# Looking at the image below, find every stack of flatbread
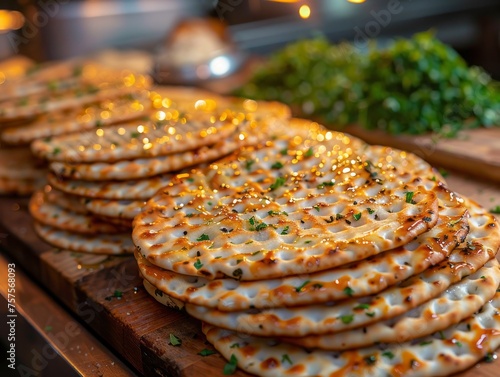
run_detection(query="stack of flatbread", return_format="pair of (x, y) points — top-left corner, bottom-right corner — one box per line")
(133, 118), (500, 376)
(29, 89), (290, 255)
(0, 58), (150, 195)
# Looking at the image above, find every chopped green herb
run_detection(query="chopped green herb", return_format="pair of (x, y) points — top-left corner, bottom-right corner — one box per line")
(53, 147), (61, 155)
(304, 147), (314, 157)
(270, 176), (286, 190)
(185, 213), (194, 218)
(405, 191), (415, 204)
(280, 148), (288, 155)
(317, 181), (335, 189)
(354, 303), (370, 310)
(280, 226), (290, 235)
(198, 349), (216, 356)
(313, 283), (323, 289)
(130, 131), (140, 138)
(256, 222), (268, 231)
(490, 206), (500, 214)
(281, 354), (293, 365)
(295, 280), (310, 292)
(223, 354), (238, 375)
(313, 205), (320, 212)
(340, 314), (354, 324)
(113, 290), (122, 298)
(197, 234), (210, 241)
(304, 240), (312, 244)
(439, 168), (449, 178)
(236, 259), (243, 264)
(343, 287), (354, 297)
(365, 312), (375, 317)
(481, 275), (486, 279)
(249, 217), (255, 226)
(169, 333), (182, 346)
(336, 213), (344, 220)
(194, 259), (203, 270)
(95, 119), (103, 128)
(230, 343), (240, 348)
(367, 208), (375, 214)
(268, 210), (288, 216)
(382, 351), (394, 359)
(271, 161), (284, 169)
(353, 212), (362, 221)
(438, 330), (446, 340)
(484, 352), (497, 363)
(419, 340), (433, 346)
(245, 159), (255, 171)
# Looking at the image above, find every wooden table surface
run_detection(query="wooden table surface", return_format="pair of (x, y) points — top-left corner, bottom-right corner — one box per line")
(0, 165), (499, 377)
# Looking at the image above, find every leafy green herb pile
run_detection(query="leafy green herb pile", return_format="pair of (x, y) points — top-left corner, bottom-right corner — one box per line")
(235, 31), (500, 136)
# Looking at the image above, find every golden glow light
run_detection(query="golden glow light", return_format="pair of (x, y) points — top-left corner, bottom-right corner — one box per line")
(299, 5), (311, 19)
(0, 10), (24, 32)
(347, 0), (366, 3)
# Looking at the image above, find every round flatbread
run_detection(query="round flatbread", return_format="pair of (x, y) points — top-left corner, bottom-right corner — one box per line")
(200, 289), (500, 377)
(33, 222), (134, 255)
(1, 92), (148, 145)
(134, 133), (440, 281)
(285, 259), (500, 349)
(31, 116), (239, 163)
(29, 190), (127, 234)
(46, 171), (177, 200)
(136, 184), (470, 311)
(185, 255), (498, 337)
(48, 133), (261, 181)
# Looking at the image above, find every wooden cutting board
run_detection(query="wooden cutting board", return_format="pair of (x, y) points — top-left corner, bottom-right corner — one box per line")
(0, 169), (499, 377)
(329, 125), (500, 184)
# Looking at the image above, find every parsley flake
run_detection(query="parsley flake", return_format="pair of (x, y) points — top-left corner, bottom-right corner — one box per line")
(270, 176), (286, 190)
(169, 333), (182, 346)
(281, 226), (290, 235)
(295, 280), (310, 292)
(353, 212), (362, 221)
(271, 161), (284, 169)
(490, 206), (500, 214)
(197, 234), (210, 241)
(198, 349), (216, 356)
(281, 354), (293, 365)
(382, 351), (394, 359)
(194, 259), (203, 270)
(405, 191), (415, 204)
(343, 287), (354, 297)
(354, 303), (370, 310)
(304, 147), (314, 157)
(223, 354), (238, 375)
(340, 314), (354, 324)
(245, 159), (255, 171)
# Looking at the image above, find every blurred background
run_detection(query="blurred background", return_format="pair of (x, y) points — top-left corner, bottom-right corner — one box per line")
(0, 0), (499, 78)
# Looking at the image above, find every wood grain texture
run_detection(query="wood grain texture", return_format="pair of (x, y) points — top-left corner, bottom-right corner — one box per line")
(0, 167), (499, 377)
